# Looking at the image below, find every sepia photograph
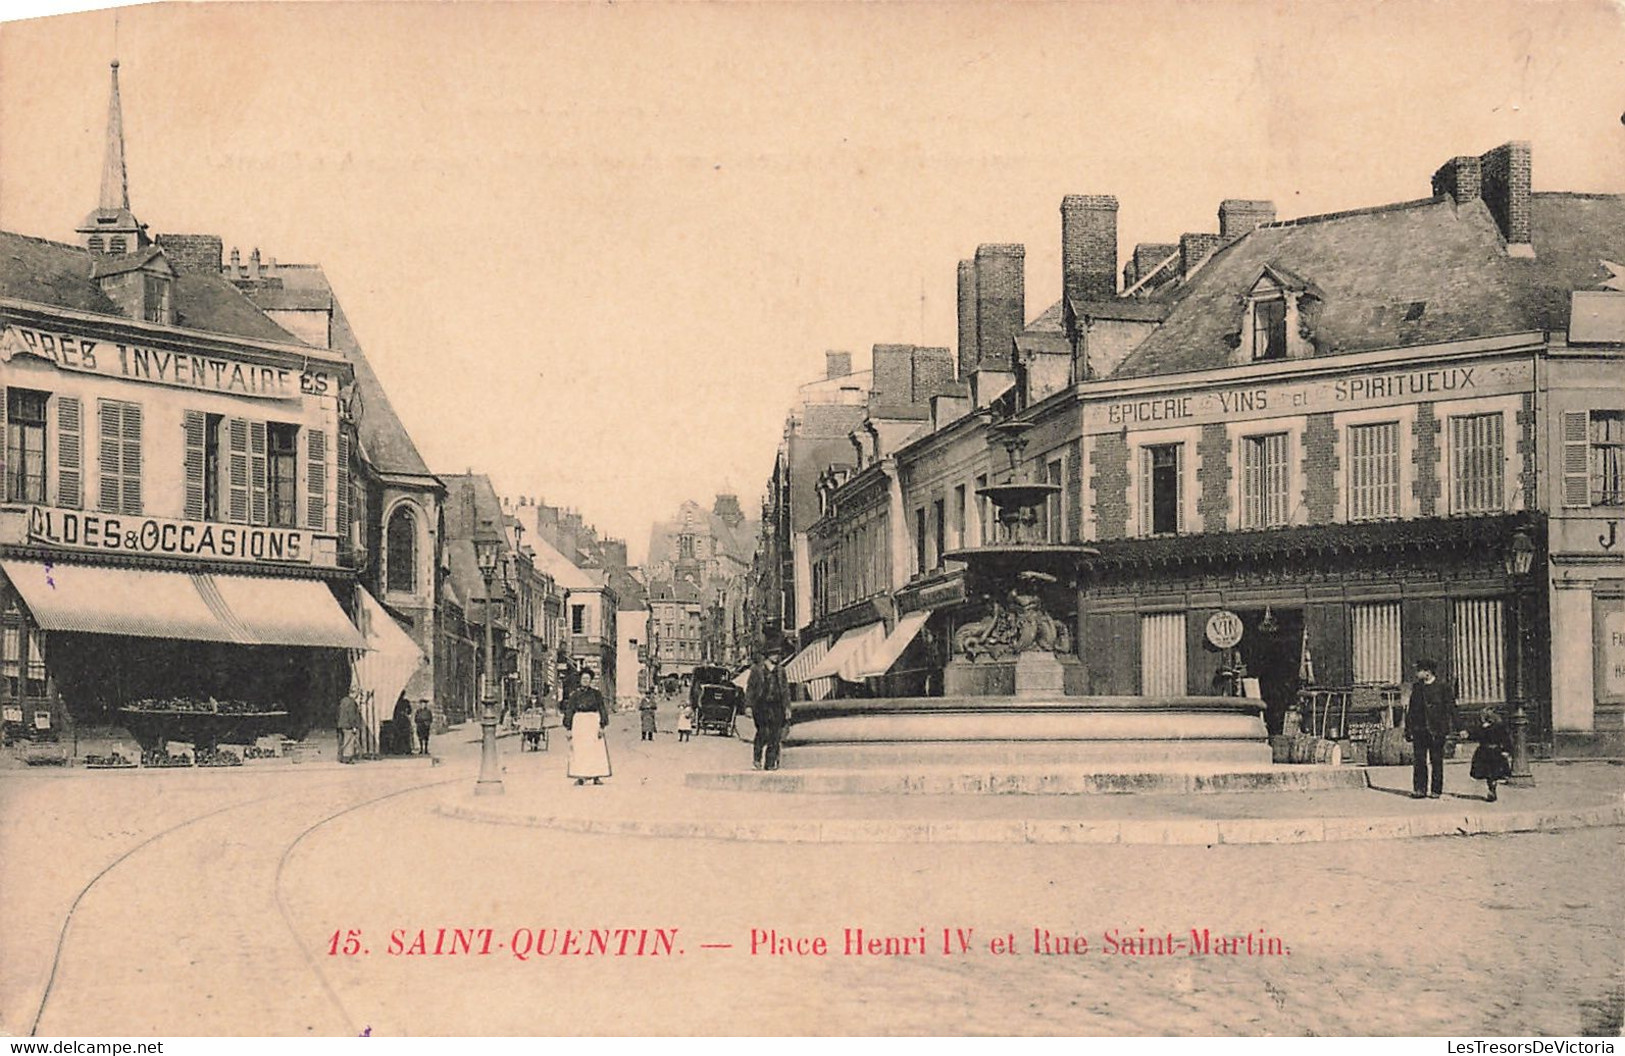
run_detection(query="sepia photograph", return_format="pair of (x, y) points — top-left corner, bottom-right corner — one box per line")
(0, 0), (1623, 1040)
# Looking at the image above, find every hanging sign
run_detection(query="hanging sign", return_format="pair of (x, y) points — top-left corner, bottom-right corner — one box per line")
(1205, 610), (1245, 649)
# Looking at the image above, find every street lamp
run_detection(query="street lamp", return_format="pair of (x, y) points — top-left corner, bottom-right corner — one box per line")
(1503, 526), (1536, 785)
(474, 536), (504, 796)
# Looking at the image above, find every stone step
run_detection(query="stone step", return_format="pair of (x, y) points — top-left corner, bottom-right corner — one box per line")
(685, 765), (1370, 796)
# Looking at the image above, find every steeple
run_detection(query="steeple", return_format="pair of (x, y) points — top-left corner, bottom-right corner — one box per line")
(77, 59), (147, 255)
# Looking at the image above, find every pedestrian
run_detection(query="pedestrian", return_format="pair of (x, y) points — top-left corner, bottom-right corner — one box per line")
(1467, 706), (1513, 802)
(677, 700), (695, 742)
(392, 694), (413, 756)
(413, 699), (434, 755)
(639, 692), (658, 742)
(336, 689), (362, 764)
(564, 668), (611, 786)
(1403, 658), (1455, 799)
(745, 638), (790, 770)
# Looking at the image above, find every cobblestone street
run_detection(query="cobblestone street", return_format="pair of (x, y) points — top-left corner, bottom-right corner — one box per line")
(5, 711), (1622, 1036)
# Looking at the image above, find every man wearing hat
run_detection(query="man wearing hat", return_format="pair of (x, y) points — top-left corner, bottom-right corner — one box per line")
(745, 635), (791, 771)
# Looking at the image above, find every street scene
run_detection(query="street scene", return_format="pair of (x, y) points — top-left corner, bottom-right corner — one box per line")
(2, 0), (1625, 1040)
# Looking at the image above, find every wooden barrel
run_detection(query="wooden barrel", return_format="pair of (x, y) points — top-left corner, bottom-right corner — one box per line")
(1285, 734), (1315, 764)
(1312, 739), (1343, 766)
(1365, 727), (1414, 767)
(1270, 735), (1296, 763)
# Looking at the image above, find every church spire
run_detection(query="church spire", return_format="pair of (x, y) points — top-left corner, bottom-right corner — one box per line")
(99, 59), (129, 212)
(78, 58), (147, 254)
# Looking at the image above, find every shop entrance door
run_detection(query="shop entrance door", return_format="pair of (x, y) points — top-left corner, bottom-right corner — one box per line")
(1236, 607), (1304, 736)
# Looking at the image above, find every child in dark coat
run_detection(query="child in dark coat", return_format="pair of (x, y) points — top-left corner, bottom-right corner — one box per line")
(1467, 707), (1513, 802)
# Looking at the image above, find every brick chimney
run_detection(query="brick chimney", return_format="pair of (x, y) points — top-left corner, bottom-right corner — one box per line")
(825, 350), (852, 380)
(1061, 194), (1118, 303)
(1431, 155), (1483, 204)
(1125, 242), (1177, 291)
(973, 244), (1024, 372)
(870, 344), (913, 406)
(956, 259), (977, 379)
(155, 234), (223, 274)
(1219, 199), (1276, 242)
(1479, 142), (1532, 250)
(1179, 232), (1223, 279)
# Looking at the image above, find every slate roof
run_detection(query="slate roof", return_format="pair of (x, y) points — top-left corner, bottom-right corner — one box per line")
(530, 533), (597, 591)
(1113, 193), (1625, 379)
(0, 230), (298, 344)
(248, 264), (434, 478)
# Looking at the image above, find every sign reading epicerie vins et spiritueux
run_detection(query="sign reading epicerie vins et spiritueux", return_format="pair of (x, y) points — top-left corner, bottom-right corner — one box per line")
(24, 505), (316, 565)
(0, 325), (334, 399)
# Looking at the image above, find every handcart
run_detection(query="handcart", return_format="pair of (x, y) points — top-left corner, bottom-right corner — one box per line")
(519, 707), (549, 751)
(694, 684), (740, 737)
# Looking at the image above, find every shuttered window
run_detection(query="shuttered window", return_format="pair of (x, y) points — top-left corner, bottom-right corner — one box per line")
(1240, 432), (1289, 528)
(1449, 413), (1504, 514)
(1452, 599), (1505, 704)
(1140, 444), (1184, 536)
(182, 410), (208, 521)
(6, 390), (47, 504)
(227, 418), (250, 523)
(96, 399), (142, 515)
(1140, 612), (1187, 696)
(1591, 411), (1625, 507)
(1347, 422), (1400, 521)
(249, 420), (269, 526)
(336, 428), (353, 549)
(55, 396), (82, 509)
(1350, 601), (1402, 685)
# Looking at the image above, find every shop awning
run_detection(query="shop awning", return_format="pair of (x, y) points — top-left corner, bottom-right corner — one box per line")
(853, 611), (931, 679)
(783, 636), (830, 683)
(805, 622), (886, 682)
(1, 560), (366, 649)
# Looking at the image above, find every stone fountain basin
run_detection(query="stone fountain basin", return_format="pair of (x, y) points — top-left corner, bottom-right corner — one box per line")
(782, 695), (1272, 769)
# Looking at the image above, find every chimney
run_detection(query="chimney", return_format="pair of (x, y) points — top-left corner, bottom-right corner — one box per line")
(249, 247), (262, 279)
(825, 350), (852, 380)
(1061, 194), (1118, 303)
(1478, 142), (1532, 250)
(1179, 232), (1223, 279)
(155, 234), (223, 274)
(956, 259), (977, 379)
(1219, 199), (1276, 241)
(1432, 155), (1483, 204)
(229, 247), (241, 275)
(973, 244), (1024, 372)
(870, 344), (913, 407)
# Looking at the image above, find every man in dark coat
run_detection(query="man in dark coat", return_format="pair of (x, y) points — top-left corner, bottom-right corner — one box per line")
(1404, 658), (1455, 799)
(746, 640), (790, 771)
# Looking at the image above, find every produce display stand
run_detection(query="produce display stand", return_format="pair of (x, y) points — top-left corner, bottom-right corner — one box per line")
(117, 707), (290, 757)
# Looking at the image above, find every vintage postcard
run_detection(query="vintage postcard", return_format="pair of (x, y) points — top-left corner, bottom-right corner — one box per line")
(0, 0), (1622, 1040)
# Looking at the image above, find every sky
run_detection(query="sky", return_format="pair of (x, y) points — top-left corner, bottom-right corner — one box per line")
(2, 1), (1623, 565)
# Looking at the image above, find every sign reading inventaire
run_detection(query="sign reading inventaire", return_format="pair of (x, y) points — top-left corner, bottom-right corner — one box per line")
(22, 505), (320, 565)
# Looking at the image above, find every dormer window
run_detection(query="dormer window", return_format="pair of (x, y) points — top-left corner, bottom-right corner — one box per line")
(1252, 297), (1287, 361)
(142, 274), (172, 323)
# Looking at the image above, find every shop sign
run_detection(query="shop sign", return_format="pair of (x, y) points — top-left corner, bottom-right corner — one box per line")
(908, 576), (968, 612)
(24, 505), (315, 565)
(1, 324), (333, 401)
(1087, 358), (1533, 433)
(1598, 598), (1625, 702)
(1205, 610), (1244, 649)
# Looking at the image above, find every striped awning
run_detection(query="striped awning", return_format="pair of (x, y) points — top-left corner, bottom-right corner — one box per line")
(1, 560), (366, 649)
(805, 622), (886, 682)
(853, 611), (930, 679)
(783, 636), (830, 683)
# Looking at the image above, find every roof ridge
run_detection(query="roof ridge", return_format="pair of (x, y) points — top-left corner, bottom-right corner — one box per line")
(1262, 196), (1445, 230)
(1532, 190), (1625, 201)
(0, 228), (91, 253)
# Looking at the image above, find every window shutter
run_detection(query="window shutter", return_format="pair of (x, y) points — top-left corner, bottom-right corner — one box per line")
(98, 399), (121, 513)
(0, 390), (7, 499)
(249, 420), (268, 526)
(336, 427), (352, 548)
(1138, 448), (1152, 536)
(305, 429), (327, 531)
(56, 396), (82, 510)
(227, 417), (250, 524)
(182, 411), (207, 521)
(1174, 445), (1185, 533)
(120, 402), (142, 515)
(1562, 411), (1590, 507)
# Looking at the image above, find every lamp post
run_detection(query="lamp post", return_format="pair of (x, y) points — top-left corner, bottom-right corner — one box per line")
(1504, 527), (1536, 786)
(474, 537), (504, 796)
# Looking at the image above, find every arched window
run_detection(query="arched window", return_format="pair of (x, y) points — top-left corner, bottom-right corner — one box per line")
(386, 506), (417, 594)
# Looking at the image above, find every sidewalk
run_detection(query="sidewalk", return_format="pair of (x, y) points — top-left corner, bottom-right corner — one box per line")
(439, 707), (1625, 845)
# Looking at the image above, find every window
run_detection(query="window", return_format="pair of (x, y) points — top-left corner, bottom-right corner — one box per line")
(108, 235), (127, 254)
(6, 389), (47, 503)
(1252, 298), (1287, 361)
(1453, 599), (1505, 704)
(1350, 602), (1402, 685)
(1347, 421), (1400, 521)
(1140, 613), (1187, 696)
(933, 498), (946, 570)
(387, 506), (418, 593)
(204, 414), (223, 520)
(97, 398), (142, 515)
(1568, 411), (1625, 507)
(142, 274), (171, 323)
(1449, 413), (1504, 514)
(1240, 432), (1290, 528)
(975, 474), (990, 543)
(267, 423), (298, 527)
(914, 507), (927, 576)
(1139, 444), (1183, 536)
(1044, 457), (1064, 542)
(952, 485), (967, 550)
(571, 604), (587, 636)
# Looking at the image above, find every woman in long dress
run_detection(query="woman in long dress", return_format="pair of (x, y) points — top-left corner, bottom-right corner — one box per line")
(564, 669), (611, 785)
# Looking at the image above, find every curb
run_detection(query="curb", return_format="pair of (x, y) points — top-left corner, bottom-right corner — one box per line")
(684, 767), (1370, 796)
(434, 798), (1625, 846)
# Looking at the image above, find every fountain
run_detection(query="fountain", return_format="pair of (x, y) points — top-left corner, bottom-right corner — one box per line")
(775, 419), (1291, 777)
